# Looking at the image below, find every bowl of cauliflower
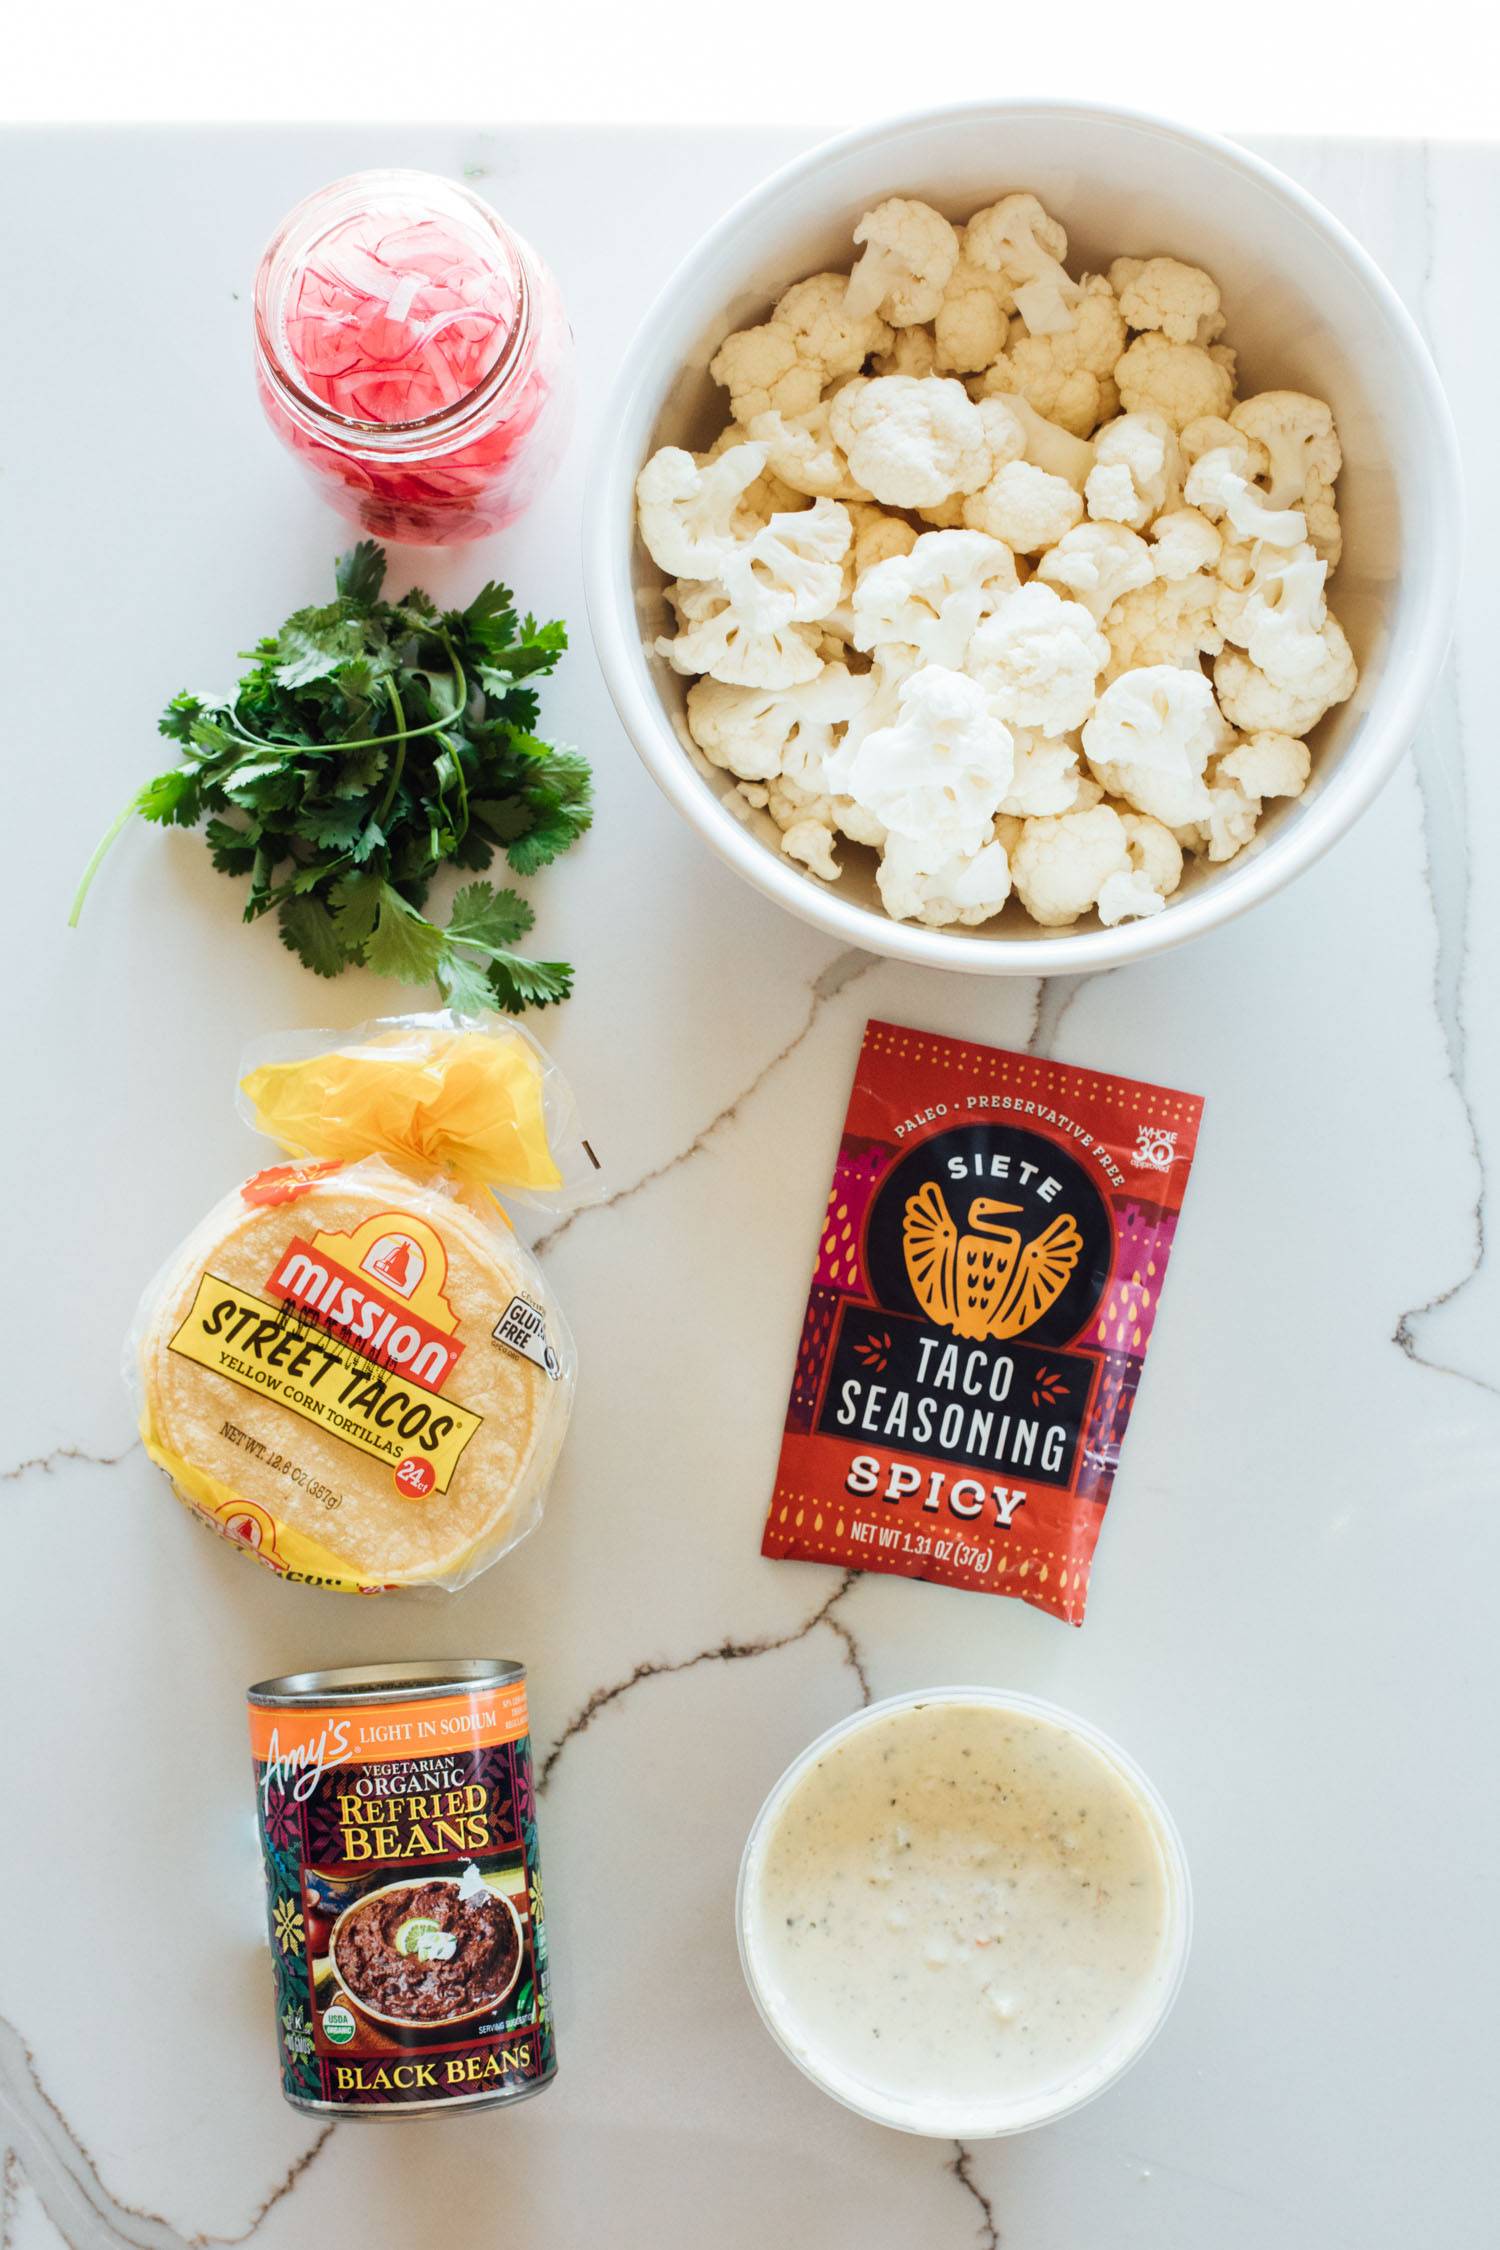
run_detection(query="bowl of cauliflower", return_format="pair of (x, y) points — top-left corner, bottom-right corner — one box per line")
(586, 102), (1461, 970)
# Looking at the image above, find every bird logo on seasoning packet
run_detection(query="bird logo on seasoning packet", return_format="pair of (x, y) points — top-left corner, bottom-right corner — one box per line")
(761, 1021), (1204, 1626)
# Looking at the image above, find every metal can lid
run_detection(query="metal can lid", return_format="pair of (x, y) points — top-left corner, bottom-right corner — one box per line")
(248, 1658), (525, 1708)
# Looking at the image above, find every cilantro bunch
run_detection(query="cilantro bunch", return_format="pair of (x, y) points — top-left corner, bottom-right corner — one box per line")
(71, 541), (591, 1012)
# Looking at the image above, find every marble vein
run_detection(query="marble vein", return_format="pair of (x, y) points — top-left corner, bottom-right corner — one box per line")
(1389, 150), (1492, 1397)
(948, 2142), (1000, 2249)
(1029, 970), (1112, 1060)
(532, 946), (876, 1257)
(1, 1445), (135, 1485)
(0, 2015), (332, 2250)
(538, 1568), (868, 1790)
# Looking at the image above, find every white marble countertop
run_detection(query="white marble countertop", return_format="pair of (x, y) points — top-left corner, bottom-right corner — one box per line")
(2, 126), (1495, 2250)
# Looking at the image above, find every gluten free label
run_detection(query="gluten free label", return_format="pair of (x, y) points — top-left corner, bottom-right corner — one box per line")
(168, 1274), (481, 1493)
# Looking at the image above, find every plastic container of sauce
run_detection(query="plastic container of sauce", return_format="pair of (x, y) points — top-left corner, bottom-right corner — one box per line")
(738, 1688), (1190, 2136)
(254, 170), (574, 545)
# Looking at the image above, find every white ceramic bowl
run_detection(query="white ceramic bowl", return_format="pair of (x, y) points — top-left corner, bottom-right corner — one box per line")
(737, 1689), (1192, 2136)
(585, 101), (1462, 975)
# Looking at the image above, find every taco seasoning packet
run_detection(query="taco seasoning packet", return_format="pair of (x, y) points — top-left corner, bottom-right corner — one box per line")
(132, 1012), (593, 1595)
(761, 1020), (1203, 1625)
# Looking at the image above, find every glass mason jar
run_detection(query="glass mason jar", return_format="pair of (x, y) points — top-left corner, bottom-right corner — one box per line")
(254, 169), (575, 546)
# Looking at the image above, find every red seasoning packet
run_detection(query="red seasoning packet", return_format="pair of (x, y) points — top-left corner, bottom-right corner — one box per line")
(761, 1020), (1203, 1626)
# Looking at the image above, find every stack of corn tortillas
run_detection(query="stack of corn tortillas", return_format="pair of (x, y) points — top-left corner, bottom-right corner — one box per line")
(138, 1157), (573, 1592)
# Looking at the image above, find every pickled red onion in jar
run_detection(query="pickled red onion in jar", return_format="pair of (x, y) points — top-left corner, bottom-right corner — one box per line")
(254, 171), (574, 546)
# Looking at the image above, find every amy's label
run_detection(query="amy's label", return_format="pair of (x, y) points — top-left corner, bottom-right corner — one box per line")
(249, 1681), (555, 2113)
(761, 1020), (1203, 1626)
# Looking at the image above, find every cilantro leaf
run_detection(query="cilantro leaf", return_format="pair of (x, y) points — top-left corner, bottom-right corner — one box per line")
(484, 953), (574, 1013)
(293, 800), (362, 851)
(278, 895), (349, 978)
(275, 604), (369, 688)
(361, 884), (448, 984)
(328, 868), (385, 946)
(135, 767), (203, 826)
(445, 881), (535, 951)
(507, 810), (587, 876)
(335, 540), (386, 608)
(434, 948), (500, 1016)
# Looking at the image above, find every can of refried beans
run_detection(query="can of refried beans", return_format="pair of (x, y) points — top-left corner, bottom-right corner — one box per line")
(247, 1660), (555, 2117)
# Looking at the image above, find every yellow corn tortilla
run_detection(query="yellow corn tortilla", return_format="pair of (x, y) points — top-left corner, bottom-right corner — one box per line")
(139, 1158), (572, 1589)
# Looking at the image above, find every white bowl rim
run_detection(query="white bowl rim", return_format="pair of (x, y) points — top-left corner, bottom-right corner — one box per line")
(735, 1685), (1194, 2137)
(584, 97), (1464, 977)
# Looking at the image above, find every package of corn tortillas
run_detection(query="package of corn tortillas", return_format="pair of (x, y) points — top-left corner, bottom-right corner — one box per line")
(761, 1019), (1203, 1625)
(131, 1012), (593, 1595)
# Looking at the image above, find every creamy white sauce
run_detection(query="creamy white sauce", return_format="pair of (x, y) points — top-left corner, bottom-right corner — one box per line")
(745, 1698), (1176, 2129)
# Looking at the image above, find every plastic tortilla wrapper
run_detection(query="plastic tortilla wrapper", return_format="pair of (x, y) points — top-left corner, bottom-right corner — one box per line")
(761, 1020), (1203, 1626)
(132, 1014), (592, 1595)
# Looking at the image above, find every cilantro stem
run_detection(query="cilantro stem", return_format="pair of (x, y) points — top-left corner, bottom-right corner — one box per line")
(373, 678), (409, 831)
(227, 653), (466, 758)
(68, 796), (141, 927)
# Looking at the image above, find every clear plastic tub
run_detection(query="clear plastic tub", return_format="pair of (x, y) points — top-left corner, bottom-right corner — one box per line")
(737, 1687), (1192, 2136)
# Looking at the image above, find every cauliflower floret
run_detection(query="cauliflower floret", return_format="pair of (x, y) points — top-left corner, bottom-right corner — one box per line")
(710, 273), (892, 424)
(965, 193), (1081, 334)
(934, 234), (1014, 373)
(1102, 575), (1222, 680)
(1191, 773), (1262, 861)
(707, 330), (821, 428)
(777, 272), (894, 381)
(1094, 811), (1185, 924)
(687, 662), (879, 786)
(876, 829), (1013, 927)
(1084, 411), (1182, 530)
(1009, 804), (1134, 926)
(1213, 635), (1356, 734)
(1037, 522), (1155, 622)
(872, 326), (938, 379)
(832, 666), (1014, 861)
(1000, 728), (1086, 816)
(747, 401), (868, 500)
(846, 502), (920, 578)
(845, 198), (961, 327)
(852, 529), (1019, 668)
(974, 275), (1127, 435)
(739, 772), (851, 876)
(829, 374), (993, 509)
(657, 578), (822, 689)
(1149, 508), (1222, 582)
(967, 581), (1109, 733)
(1214, 542), (1332, 684)
(635, 442), (769, 577)
(1082, 664), (1226, 827)
(963, 458), (1083, 552)
(718, 498), (852, 630)
(1230, 391), (1343, 566)
(1113, 256), (1224, 346)
(781, 817), (842, 880)
(1180, 725), (1313, 863)
(1218, 730), (1312, 800)
(705, 426), (803, 528)
(1116, 332), (1235, 430)
(1184, 443), (1306, 547)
